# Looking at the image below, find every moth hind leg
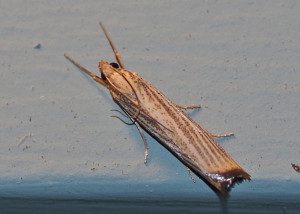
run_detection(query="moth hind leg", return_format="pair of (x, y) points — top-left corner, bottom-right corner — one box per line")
(175, 104), (201, 110)
(211, 132), (234, 139)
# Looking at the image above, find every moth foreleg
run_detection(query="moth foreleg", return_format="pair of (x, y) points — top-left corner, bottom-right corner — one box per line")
(110, 109), (135, 125)
(175, 104), (201, 110)
(110, 108), (149, 163)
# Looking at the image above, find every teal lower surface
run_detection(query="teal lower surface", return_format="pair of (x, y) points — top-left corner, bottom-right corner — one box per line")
(1, 180), (300, 213)
(1, 196), (299, 214)
(2, 152), (299, 214)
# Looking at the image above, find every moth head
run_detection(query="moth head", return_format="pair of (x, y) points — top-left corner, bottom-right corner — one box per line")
(98, 60), (134, 96)
(98, 60), (117, 80)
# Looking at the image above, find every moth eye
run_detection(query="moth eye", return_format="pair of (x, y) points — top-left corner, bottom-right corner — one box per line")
(110, 62), (119, 68)
(101, 72), (107, 80)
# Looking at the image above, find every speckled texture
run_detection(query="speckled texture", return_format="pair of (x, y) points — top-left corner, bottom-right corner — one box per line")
(0, 0), (299, 199)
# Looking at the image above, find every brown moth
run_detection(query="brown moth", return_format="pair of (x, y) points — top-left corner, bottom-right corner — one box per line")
(64, 22), (250, 198)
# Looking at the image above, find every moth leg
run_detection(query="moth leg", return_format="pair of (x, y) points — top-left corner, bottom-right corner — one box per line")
(110, 109), (135, 125)
(112, 119), (149, 164)
(110, 108), (149, 164)
(186, 167), (196, 183)
(110, 115), (135, 125)
(64, 54), (107, 87)
(135, 124), (149, 165)
(175, 104), (201, 110)
(99, 22), (125, 69)
(210, 132), (234, 138)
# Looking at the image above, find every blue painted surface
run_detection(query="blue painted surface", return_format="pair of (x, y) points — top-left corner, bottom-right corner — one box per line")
(0, 1), (299, 213)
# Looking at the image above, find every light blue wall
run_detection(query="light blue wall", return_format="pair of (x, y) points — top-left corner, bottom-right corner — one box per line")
(0, 1), (299, 205)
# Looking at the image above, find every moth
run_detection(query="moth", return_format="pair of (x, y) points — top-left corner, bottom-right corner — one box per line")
(64, 22), (250, 198)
